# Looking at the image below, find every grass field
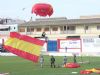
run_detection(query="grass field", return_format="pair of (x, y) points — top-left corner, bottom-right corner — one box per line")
(0, 56), (100, 75)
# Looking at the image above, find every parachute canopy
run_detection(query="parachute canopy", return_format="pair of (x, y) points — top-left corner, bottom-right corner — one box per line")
(31, 3), (53, 17)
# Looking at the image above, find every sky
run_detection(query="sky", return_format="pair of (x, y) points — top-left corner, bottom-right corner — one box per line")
(0, 0), (100, 21)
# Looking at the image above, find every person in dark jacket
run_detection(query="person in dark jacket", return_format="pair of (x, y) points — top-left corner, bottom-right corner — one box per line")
(63, 56), (67, 65)
(73, 53), (77, 63)
(50, 56), (55, 68)
(42, 32), (46, 38)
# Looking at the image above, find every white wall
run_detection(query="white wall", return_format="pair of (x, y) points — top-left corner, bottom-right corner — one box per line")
(9, 24), (18, 32)
(82, 38), (100, 53)
(58, 38), (100, 54)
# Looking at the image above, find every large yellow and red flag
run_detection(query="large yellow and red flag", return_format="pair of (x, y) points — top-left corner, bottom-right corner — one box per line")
(4, 32), (45, 63)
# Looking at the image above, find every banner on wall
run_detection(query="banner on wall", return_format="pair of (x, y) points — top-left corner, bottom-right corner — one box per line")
(82, 38), (100, 53)
(58, 38), (82, 53)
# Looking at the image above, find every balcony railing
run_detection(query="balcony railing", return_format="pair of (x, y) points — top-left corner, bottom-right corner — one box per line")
(61, 30), (75, 34)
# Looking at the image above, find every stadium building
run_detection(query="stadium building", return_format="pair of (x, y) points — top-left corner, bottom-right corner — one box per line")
(1, 17), (100, 39)
(18, 17), (100, 39)
(0, 17), (100, 56)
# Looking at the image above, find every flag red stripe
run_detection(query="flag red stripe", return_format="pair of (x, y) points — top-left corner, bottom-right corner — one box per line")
(10, 32), (45, 46)
(21, 35), (45, 46)
(4, 45), (39, 63)
(10, 32), (20, 38)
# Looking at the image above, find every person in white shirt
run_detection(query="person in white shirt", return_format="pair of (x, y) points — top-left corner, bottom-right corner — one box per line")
(39, 55), (44, 68)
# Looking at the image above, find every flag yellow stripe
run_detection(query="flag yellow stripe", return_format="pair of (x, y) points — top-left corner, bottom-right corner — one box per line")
(5, 38), (42, 56)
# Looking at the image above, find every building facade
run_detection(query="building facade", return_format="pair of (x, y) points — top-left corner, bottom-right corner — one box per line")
(0, 18), (25, 36)
(1, 17), (100, 55)
(18, 17), (100, 39)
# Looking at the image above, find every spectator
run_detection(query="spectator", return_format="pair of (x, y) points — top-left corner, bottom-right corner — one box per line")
(50, 56), (55, 68)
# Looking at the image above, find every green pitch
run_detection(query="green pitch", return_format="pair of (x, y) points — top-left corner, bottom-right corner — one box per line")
(0, 56), (100, 75)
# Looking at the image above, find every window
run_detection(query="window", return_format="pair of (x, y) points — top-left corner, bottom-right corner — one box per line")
(44, 27), (49, 31)
(14, 27), (15, 29)
(67, 26), (75, 30)
(64, 26), (66, 31)
(0, 26), (10, 31)
(52, 27), (58, 31)
(97, 26), (100, 30)
(36, 28), (41, 32)
(30, 27), (34, 32)
(19, 28), (25, 32)
(85, 26), (88, 30)
(0, 28), (10, 31)
(27, 27), (34, 32)
(27, 27), (30, 32)
(67, 36), (80, 38)
(60, 26), (63, 31)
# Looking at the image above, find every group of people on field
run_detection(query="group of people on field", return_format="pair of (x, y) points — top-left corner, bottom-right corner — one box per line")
(40, 32), (77, 68)
(39, 54), (77, 68)
(39, 55), (56, 68)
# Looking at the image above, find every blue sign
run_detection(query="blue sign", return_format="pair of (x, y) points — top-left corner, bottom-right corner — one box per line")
(47, 40), (57, 51)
